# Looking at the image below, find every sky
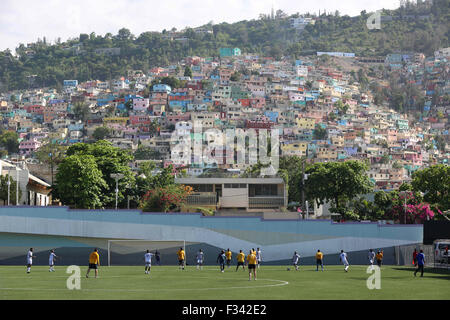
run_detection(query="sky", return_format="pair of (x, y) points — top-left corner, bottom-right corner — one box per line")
(0, 0), (399, 52)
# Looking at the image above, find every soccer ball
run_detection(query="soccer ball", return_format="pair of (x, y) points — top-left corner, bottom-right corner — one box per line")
(287, 268), (291, 271)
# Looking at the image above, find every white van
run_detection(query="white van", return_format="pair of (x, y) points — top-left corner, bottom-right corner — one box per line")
(433, 239), (450, 264)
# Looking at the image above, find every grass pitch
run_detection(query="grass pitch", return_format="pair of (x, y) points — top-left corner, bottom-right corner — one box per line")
(0, 265), (448, 300)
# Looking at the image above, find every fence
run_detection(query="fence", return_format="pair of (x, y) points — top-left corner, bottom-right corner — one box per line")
(394, 244), (434, 266)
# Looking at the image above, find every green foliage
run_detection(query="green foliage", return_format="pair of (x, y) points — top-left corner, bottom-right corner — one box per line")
(139, 184), (192, 213)
(133, 146), (161, 160)
(0, 174), (22, 205)
(53, 154), (107, 209)
(305, 160), (374, 213)
(135, 163), (175, 199)
(0, 131), (19, 154)
(184, 66), (193, 78)
(411, 164), (450, 211)
(2, 2), (448, 92)
(62, 140), (135, 208)
(92, 126), (111, 141)
(313, 124), (328, 140)
(72, 102), (90, 122)
(34, 142), (67, 166)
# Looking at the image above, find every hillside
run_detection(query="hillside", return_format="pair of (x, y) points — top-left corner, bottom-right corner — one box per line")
(0, 0), (449, 92)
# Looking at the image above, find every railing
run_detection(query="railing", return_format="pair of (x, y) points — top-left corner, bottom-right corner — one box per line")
(186, 193), (217, 206)
(248, 196), (285, 208)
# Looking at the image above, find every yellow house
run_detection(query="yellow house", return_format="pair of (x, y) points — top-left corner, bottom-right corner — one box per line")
(316, 147), (338, 160)
(331, 136), (344, 147)
(296, 117), (315, 129)
(103, 117), (129, 125)
(281, 142), (308, 157)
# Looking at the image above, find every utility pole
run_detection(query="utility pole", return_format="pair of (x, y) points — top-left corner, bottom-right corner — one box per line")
(16, 164), (19, 206)
(7, 174), (11, 206)
(49, 152), (54, 185)
(301, 158), (305, 219)
(110, 173), (124, 210)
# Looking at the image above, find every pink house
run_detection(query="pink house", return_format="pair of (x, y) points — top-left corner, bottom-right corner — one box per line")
(133, 98), (150, 111)
(19, 139), (42, 155)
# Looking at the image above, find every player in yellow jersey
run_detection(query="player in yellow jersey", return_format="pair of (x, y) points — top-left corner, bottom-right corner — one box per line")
(86, 248), (100, 278)
(236, 250), (245, 271)
(376, 250), (383, 268)
(246, 250), (257, 280)
(225, 248), (232, 268)
(315, 249), (324, 271)
(177, 247), (185, 270)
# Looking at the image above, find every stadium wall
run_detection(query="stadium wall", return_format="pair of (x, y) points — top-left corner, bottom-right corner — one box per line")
(0, 207), (423, 266)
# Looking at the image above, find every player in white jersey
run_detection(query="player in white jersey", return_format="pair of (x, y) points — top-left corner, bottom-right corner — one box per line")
(26, 248), (35, 273)
(144, 250), (153, 275)
(340, 250), (349, 272)
(256, 248), (262, 268)
(368, 249), (376, 270)
(49, 250), (58, 272)
(196, 249), (204, 270)
(292, 251), (301, 271)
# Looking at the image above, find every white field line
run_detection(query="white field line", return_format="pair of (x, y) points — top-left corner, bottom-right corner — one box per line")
(0, 278), (289, 292)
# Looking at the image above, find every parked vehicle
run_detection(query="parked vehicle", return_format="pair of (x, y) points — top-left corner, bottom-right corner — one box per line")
(433, 239), (450, 264)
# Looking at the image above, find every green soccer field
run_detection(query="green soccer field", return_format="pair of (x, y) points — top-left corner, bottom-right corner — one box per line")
(0, 265), (449, 300)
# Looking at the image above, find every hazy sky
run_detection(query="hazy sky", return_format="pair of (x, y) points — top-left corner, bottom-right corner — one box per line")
(0, 0), (399, 52)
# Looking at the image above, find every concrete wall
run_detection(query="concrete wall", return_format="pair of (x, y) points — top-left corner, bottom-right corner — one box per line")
(0, 206), (423, 266)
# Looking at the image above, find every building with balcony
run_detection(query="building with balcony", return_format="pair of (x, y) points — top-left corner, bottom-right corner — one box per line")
(175, 177), (287, 211)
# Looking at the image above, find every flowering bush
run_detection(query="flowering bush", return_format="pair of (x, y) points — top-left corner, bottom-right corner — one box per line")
(385, 191), (438, 223)
(139, 185), (193, 213)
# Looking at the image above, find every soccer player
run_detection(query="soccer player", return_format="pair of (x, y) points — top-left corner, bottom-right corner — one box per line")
(368, 249), (376, 270)
(256, 248), (262, 268)
(412, 248), (418, 267)
(144, 250), (153, 275)
(196, 249), (204, 270)
(86, 248), (100, 278)
(340, 250), (349, 272)
(155, 250), (161, 266)
(376, 250), (383, 268)
(414, 249), (425, 277)
(177, 247), (185, 270)
(246, 250), (257, 280)
(217, 250), (226, 272)
(316, 250), (324, 271)
(292, 251), (301, 271)
(49, 249), (58, 272)
(236, 250), (245, 271)
(26, 248), (35, 274)
(225, 248), (232, 268)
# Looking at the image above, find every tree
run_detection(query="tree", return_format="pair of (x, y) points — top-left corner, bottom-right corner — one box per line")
(0, 174), (22, 205)
(72, 102), (90, 122)
(0, 131), (19, 154)
(230, 71), (240, 82)
(92, 126), (111, 141)
(184, 66), (193, 78)
(313, 124), (328, 140)
(53, 154), (107, 209)
(305, 161), (374, 219)
(65, 141), (135, 208)
(411, 165), (450, 211)
(34, 143), (67, 165)
(139, 184), (192, 213)
(134, 146), (160, 160)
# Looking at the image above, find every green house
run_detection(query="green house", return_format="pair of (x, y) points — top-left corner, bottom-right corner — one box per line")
(220, 48), (241, 57)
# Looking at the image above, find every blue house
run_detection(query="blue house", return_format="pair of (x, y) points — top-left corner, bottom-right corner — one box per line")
(153, 84), (172, 93)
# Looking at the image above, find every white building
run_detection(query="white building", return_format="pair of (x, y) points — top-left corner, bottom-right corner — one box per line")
(0, 160), (51, 206)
